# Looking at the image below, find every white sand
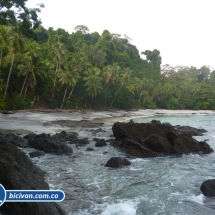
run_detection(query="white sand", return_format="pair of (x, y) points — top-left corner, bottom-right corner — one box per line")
(0, 109), (214, 134)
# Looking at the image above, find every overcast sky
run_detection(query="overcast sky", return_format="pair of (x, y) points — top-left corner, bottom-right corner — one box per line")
(27, 0), (215, 69)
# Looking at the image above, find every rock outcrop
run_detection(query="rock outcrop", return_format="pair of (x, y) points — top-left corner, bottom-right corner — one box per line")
(111, 120), (213, 158)
(0, 141), (65, 215)
(24, 133), (73, 155)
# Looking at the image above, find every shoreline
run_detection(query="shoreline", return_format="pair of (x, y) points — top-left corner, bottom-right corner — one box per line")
(0, 109), (215, 134)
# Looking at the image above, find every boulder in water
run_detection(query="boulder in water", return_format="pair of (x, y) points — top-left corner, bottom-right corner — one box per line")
(105, 157), (131, 168)
(200, 179), (215, 197)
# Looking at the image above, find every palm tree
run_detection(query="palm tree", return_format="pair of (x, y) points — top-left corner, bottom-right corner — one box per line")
(83, 67), (103, 107)
(109, 67), (132, 108)
(52, 42), (66, 97)
(3, 28), (25, 101)
(73, 51), (87, 73)
(18, 41), (41, 95)
(58, 65), (78, 108)
(103, 63), (120, 85)
(138, 78), (154, 102)
(18, 57), (31, 95)
(0, 25), (10, 67)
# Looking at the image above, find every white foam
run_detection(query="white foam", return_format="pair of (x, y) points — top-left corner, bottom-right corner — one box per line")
(189, 194), (204, 205)
(101, 201), (137, 215)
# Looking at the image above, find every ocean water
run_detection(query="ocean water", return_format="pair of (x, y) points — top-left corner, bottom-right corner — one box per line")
(24, 114), (215, 215)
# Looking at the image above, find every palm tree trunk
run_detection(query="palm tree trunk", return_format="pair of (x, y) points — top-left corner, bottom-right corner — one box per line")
(52, 62), (59, 98)
(61, 86), (68, 108)
(68, 87), (74, 100)
(20, 73), (28, 95)
(32, 95), (36, 105)
(24, 76), (29, 97)
(109, 84), (123, 108)
(0, 48), (2, 67)
(85, 97), (88, 108)
(3, 53), (15, 101)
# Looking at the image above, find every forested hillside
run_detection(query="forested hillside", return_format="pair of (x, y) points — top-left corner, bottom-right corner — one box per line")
(0, 0), (215, 110)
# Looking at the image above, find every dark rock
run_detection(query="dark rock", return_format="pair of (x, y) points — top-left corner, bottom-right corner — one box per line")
(111, 121), (213, 158)
(103, 151), (109, 154)
(52, 131), (78, 144)
(151, 120), (161, 124)
(200, 179), (215, 197)
(44, 120), (104, 129)
(173, 135), (213, 154)
(110, 140), (124, 147)
(87, 128), (106, 134)
(143, 134), (173, 154)
(105, 157), (131, 168)
(1, 111), (14, 114)
(86, 148), (94, 151)
(0, 141), (65, 215)
(93, 137), (100, 142)
(24, 133), (73, 155)
(74, 138), (89, 146)
(106, 139), (115, 143)
(29, 150), (45, 158)
(0, 133), (28, 148)
(95, 139), (107, 147)
(174, 125), (207, 136)
(125, 140), (158, 158)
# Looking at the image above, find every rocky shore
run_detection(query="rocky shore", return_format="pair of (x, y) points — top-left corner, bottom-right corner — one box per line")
(1, 111), (215, 213)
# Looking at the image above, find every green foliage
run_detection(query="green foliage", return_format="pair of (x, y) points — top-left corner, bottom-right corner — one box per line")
(0, 9), (215, 110)
(6, 93), (31, 110)
(166, 96), (179, 109)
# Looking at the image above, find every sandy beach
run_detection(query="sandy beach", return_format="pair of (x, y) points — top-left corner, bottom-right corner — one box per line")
(0, 109), (215, 134)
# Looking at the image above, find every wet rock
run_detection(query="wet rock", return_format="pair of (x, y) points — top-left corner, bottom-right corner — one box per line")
(173, 135), (213, 154)
(174, 125), (207, 136)
(0, 141), (65, 215)
(200, 179), (215, 197)
(0, 110), (14, 114)
(87, 128), (106, 134)
(125, 140), (158, 158)
(53, 131), (78, 143)
(44, 120), (104, 129)
(111, 121), (213, 158)
(29, 150), (45, 158)
(143, 134), (173, 154)
(24, 133), (73, 155)
(86, 148), (94, 151)
(74, 138), (89, 146)
(95, 139), (107, 147)
(0, 133), (28, 148)
(105, 157), (131, 168)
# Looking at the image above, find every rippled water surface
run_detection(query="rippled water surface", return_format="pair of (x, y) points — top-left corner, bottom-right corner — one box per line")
(24, 114), (215, 215)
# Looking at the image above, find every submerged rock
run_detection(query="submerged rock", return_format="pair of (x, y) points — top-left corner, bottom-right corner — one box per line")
(111, 121), (213, 158)
(0, 141), (65, 215)
(200, 179), (215, 197)
(29, 150), (45, 158)
(105, 157), (131, 168)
